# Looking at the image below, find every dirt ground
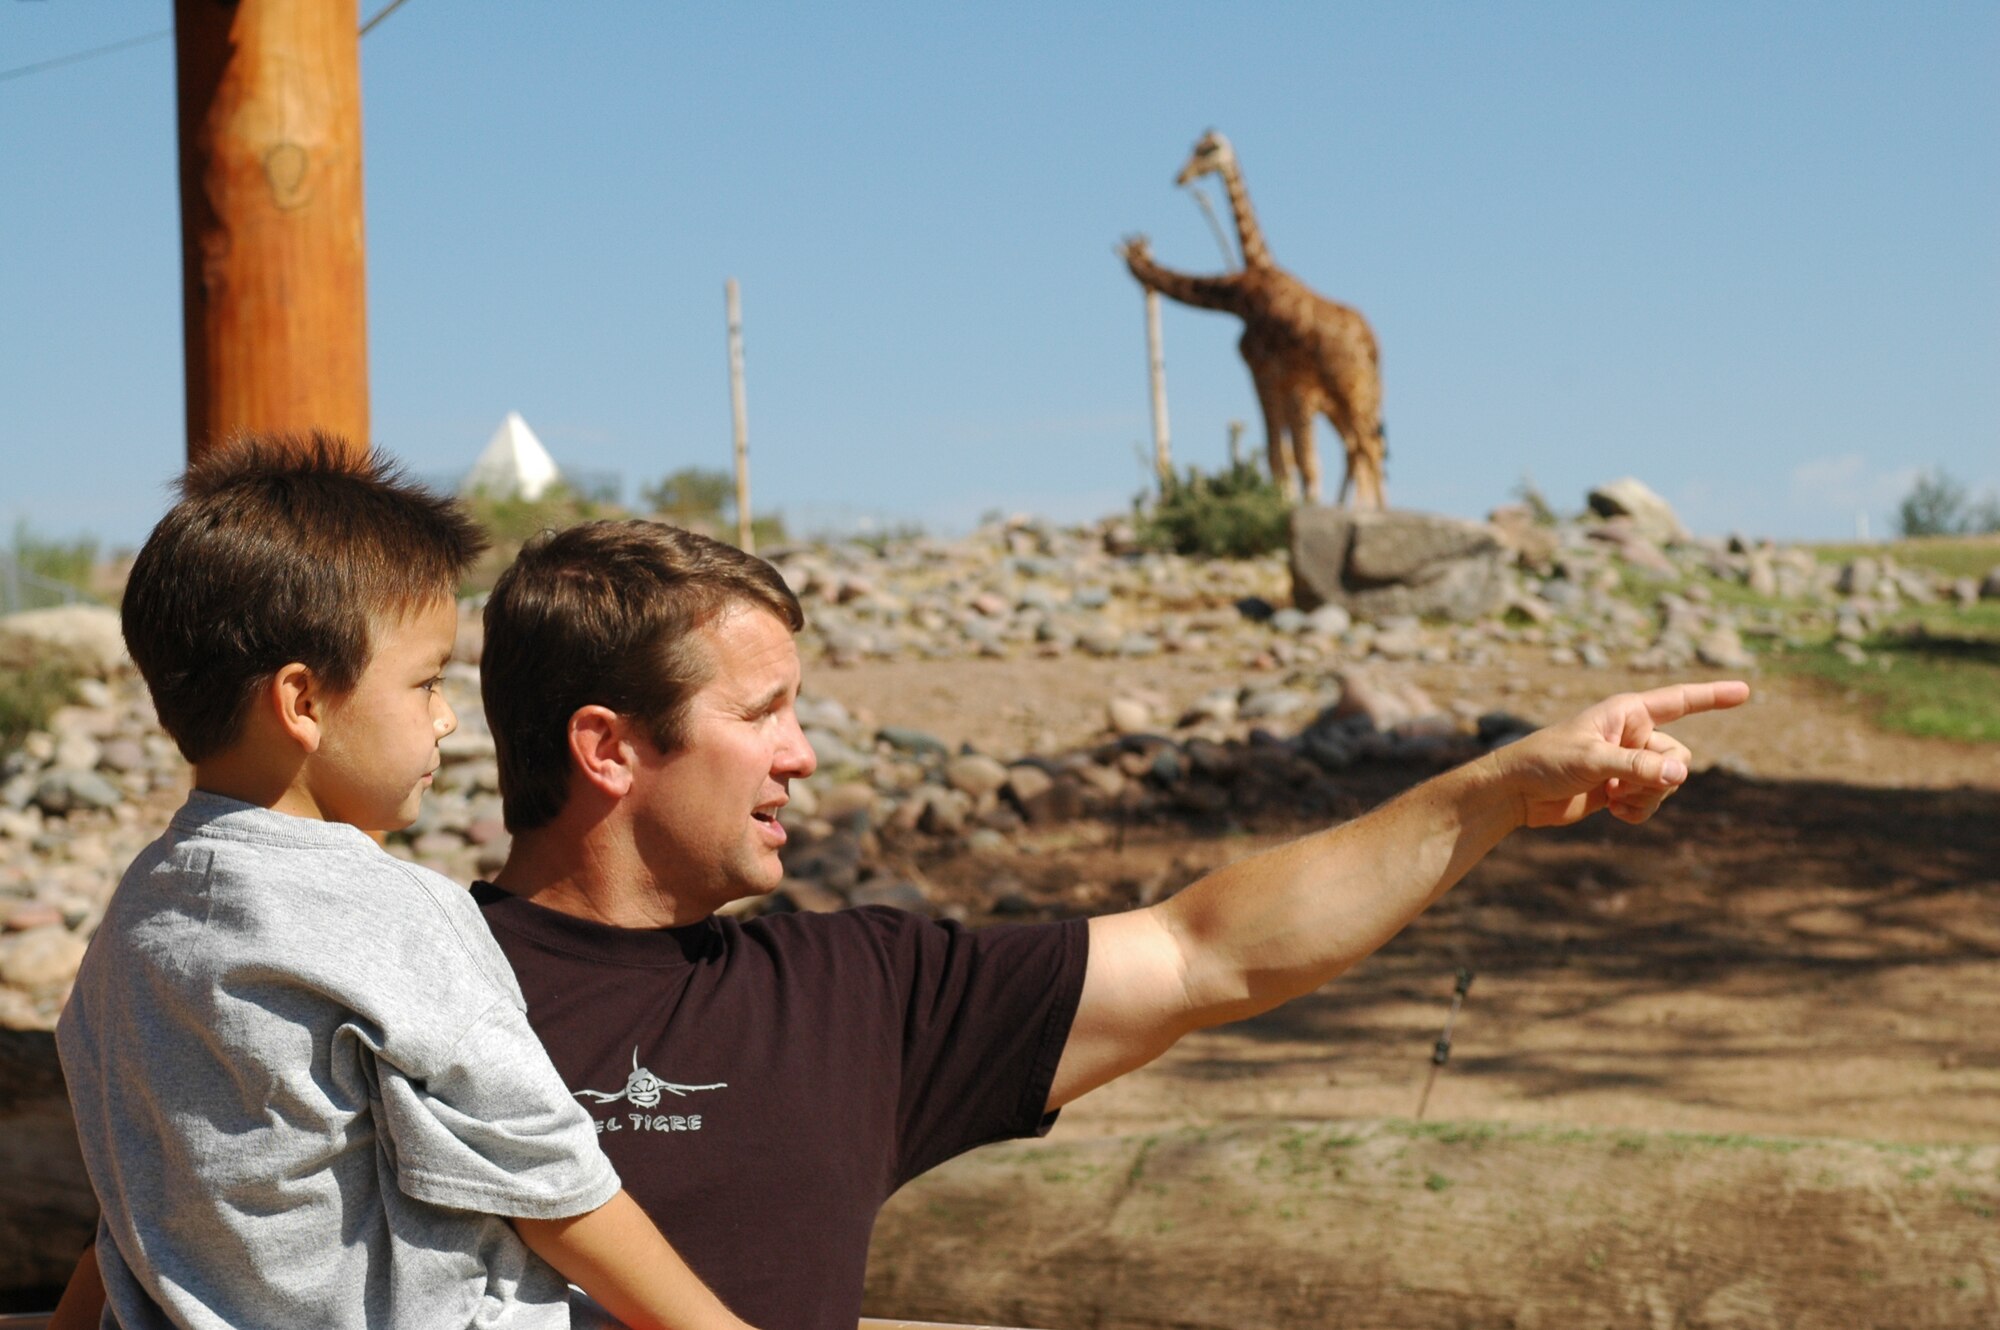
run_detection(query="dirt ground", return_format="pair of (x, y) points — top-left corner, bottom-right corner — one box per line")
(808, 649), (2000, 1326)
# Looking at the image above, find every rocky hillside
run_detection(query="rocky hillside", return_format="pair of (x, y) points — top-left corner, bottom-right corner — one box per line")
(4, 489), (1997, 1031)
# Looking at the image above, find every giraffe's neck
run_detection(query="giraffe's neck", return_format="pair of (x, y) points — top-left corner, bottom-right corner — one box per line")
(1126, 250), (1249, 314)
(1220, 160), (1273, 271)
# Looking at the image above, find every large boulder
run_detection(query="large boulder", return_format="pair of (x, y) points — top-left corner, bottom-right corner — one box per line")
(1290, 508), (1507, 622)
(0, 604), (128, 678)
(1586, 478), (1688, 545)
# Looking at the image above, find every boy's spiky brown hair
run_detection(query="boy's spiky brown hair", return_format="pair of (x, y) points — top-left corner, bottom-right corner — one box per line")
(122, 432), (487, 763)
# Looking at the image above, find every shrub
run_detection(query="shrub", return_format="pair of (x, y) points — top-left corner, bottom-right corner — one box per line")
(459, 485), (621, 591)
(641, 468), (733, 521)
(1137, 461), (1291, 559)
(0, 637), (83, 755)
(464, 484), (616, 547)
(1511, 474), (1561, 527)
(639, 467), (787, 549)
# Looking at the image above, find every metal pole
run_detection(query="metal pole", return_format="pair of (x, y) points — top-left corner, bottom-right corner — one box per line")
(175, 0), (370, 463)
(725, 279), (752, 553)
(1145, 289), (1171, 490)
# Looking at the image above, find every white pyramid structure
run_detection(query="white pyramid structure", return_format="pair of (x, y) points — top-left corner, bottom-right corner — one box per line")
(460, 412), (561, 501)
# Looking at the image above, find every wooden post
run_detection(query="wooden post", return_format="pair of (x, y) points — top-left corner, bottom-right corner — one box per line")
(725, 279), (753, 553)
(1227, 419), (1245, 470)
(175, 0), (370, 463)
(1145, 289), (1171, 490)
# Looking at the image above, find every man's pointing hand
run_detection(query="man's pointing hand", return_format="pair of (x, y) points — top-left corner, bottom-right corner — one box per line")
(1495, 681), (1751, 829)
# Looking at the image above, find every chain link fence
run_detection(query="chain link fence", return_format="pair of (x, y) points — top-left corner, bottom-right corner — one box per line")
(0, 553), (91, 616)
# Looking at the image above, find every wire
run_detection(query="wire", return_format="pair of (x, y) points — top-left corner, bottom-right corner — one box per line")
(1, 1), (415, 84)
(1186, 184), (1240, 272)
(359, 0), (416, 37)
(0, 28), (168, 83)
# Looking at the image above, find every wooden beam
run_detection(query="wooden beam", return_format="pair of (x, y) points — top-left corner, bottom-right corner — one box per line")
(860, 1321), (1035, 1329)
(175, 0), (370, 462)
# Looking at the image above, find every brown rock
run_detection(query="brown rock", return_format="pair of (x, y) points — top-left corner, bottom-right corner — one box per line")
(944, 754), (1010, 800)
(1003, 764), (1054, 806)
(774, 879), (847, 913)
(815, 781), (879, 824)
(1107, 696), (1153, 735)
(0, 926), (87, 990)
(2, 903), (66, 933)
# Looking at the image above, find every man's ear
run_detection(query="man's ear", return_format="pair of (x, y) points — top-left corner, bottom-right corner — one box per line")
(269, 662), (324, 754)
(568, 706), (640, 799)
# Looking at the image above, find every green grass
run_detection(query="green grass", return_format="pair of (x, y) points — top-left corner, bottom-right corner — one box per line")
(1808, 535), (2000, 582)
(1777, 619), (2000, 743)
(1384, 1119), (1833, 1157)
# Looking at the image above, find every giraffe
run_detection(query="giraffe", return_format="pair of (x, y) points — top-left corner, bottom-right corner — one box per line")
(1124, 130), (1387, 508)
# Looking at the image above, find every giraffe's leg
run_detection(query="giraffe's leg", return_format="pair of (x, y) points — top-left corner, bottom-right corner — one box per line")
(1340, 385), (1386, 510)
(1350, 378), (1387, 511)
(1253, 380), (1297, 502)
(1317, 330), (1387, 510)
(1320, 403), (1361, 509)
(1345, 403), (1386, 510)
(1285, 398), (1322, 505)
(1358, 429), (1387, 510)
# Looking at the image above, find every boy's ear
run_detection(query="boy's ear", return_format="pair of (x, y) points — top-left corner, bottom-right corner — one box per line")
(269, 662), (326, 754)
(568, 706), (639, 798)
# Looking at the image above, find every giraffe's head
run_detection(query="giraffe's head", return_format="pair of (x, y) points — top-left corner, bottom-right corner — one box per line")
(1176, 130), (1236, 187)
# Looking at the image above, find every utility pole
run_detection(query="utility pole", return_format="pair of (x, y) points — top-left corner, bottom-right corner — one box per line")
(175, 0), (370, 463)
(725, 279), (753, 553)
(1145, 289), (1171, 489)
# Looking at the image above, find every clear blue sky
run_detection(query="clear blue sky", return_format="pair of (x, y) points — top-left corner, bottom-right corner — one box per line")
(5, 2), (1996, 550)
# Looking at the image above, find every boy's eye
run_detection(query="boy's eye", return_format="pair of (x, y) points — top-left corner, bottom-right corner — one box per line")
(423, 675), (444, 693)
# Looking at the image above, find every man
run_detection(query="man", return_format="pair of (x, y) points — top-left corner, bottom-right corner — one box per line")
(474, 519), (1746, 1329)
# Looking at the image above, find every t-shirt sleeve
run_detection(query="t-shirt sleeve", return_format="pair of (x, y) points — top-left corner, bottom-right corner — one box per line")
(373, 995), (622, 1220)
(879, 911), (1089, 1187)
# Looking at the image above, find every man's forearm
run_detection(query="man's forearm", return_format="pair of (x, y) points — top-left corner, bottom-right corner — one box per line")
(1051, 683), (1742, 1110)
(1155, 750), (1519, 1027)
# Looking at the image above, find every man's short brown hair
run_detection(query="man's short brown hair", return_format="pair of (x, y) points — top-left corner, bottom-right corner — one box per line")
(122, 433), (487, 764)
(481, 520), (805, 832)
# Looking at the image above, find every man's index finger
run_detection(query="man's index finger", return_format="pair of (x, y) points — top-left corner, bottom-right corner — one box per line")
(1637, 680), (1751, 724)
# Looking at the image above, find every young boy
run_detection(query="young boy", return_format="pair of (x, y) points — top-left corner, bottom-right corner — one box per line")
(55, 435), (754, 1330)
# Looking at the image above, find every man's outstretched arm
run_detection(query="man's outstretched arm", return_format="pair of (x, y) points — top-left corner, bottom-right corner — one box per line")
(1047, 681), (1749, 1110)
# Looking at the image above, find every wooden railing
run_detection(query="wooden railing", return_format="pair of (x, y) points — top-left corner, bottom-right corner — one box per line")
(861, 1322), (1032, 1329)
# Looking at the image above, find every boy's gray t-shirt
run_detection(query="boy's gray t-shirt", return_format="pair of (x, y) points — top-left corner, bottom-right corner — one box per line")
(56, 791), (620, 1329)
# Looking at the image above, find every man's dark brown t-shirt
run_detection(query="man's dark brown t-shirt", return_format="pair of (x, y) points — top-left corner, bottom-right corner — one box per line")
(474, 886), (1089, 1330)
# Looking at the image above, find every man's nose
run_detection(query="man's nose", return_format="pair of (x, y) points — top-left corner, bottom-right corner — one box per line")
(779, 716), (817, 779)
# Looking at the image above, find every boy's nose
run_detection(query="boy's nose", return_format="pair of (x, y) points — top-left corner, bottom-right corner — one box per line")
(434, 695), (458, 739)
